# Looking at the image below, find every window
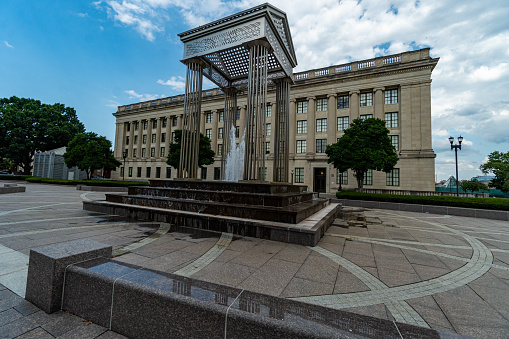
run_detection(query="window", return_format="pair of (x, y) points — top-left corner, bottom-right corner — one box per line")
(172, 131), (176, 142)
(316, 139), (327, 153)
(337, 169), (348, 185)
(360, 92), (373, 107)
(135, 122), (139, 131)
(385, 89), (398, 104)
(297, 101), (308, 113)
(201, 167), (207, 180)
(141, 148), (146, 157)
(128, 167), (133, 177)
(265, 142), (270, 154)
(137, 167), (142, 177)
(205, 129), (212, 139)
(214, 167), (220, 180)
(161, 133), (166, 142)
(146, 167), (151, 178)
(297, 120), (307, 134)
(151, 147), (155, 157)
(390, 135), (399, 151)
(125, 149), (128, 157)
(133, 148), (137, 157)
(316, 98), (327, 111)
(218, 127), (223, 139)
(156, 167), (161, 178)
(316, 118), (327, 132)
(160, 147), (165, 157)
(219, 111), (224, 122)
(387, 168), (400, 186)
(295, 168), (304, 183)
(385, 112), (399, 128)
(235, 126), (239, 138)
(337, 95), (349, 109)
(142, 135), (147, 144)
(266, 123), (271, 136)
(126, 123), (130, 132)
(218, 144), (223, 156)
(166, 167), (171, 179)
(143, 121), (148, 130)
(162, 119), (167, 128)
(360, 114), (373, 120)
(126, 136), (129, 145)
(337, 116), (349, 131)
(236, 109), (241, 120)
(172, 117), (178, 126)
(296, 140), (306, 153)
(152, 120), (157, 129)
(120, 167), (124, 177)
(134, 135), (138, 144)
(266, 105), (272, 117)
(152, 134), (156, 143)
(206, 113), (213, 123)
(363, 169), (373, 186)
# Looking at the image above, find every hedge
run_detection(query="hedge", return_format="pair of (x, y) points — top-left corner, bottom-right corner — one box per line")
(336, 191), (509, 211)
(0, 175), (31, 180)
(25, 177), (149, 187)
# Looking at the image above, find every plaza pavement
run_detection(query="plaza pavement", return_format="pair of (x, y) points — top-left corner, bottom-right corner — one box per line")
(1, 182), (509, 338)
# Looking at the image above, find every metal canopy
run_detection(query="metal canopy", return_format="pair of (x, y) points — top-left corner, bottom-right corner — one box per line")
(178, 3), (297, 90)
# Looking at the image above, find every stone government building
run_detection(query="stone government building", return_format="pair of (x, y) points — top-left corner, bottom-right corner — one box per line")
(111, 48), (438, 193)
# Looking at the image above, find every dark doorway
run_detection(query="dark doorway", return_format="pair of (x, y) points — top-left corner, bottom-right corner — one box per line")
(314, 168), (326, 193)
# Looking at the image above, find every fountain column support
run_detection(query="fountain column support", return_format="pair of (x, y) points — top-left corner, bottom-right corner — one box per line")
(178, 59), (204, 179)
(221, 87), (238, 180)
(273, 78), (291, 182)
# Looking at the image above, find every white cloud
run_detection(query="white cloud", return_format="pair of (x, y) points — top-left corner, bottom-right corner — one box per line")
(77, 12), (89, 17)
(3, 41), (14, 48)
(106, 99), (120, 108)
(124, 89), (160, 101)
(157, 76), (185, 91)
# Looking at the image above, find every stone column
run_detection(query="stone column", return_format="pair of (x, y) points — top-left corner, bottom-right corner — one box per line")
(327, 94), (337, 145)
(136, 120), (143, 159)
(289, 99), (296, 158)
(146, 119), (153, 159)
(306, 96), (315, 154)
(164, 116), (171, 158)
(349, 90), (360, 120)
(273, 78), (291, 182)
(155, 117), (162, 158)
(114, 122), (123, 158)
(128, 121), (135, 159)
(374, 87), (385, 120)
(211, 110), (219, 157)
(238, 105), (247, 141)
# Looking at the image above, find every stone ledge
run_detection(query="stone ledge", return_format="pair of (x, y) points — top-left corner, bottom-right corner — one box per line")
(76, 185), (128, 192)
(0, 185), (25, 194)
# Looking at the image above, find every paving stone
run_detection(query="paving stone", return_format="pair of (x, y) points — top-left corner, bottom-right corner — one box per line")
(14, 327), (55, 339)
(13, 300), (40, 316)
(40, 312), (85, 337)
(345, 304), (390, 321)
(294, 252), (339, 284)
(95, 331), (128, 339)
(191, 261), (256, 287)
(406, 296), (454, 331)
(0, 316), (38, 339)
(55, 322), (107, 339)
(333, 267), (370, 294)
(0, 308), (22, 327)
(280, 277), (334, 298)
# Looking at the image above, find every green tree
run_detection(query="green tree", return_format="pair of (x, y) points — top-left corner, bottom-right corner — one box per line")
(167, 129), (215, 171)
(63, 132), (121, 180)
(326, 118), (399, 190)
(460, 179), (489, 193)
(480, 151), (509, 192)
(0, 96), (85, 174)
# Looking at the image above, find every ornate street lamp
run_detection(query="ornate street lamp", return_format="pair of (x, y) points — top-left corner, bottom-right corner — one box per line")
(449, 136), (463, 197)
(291, 170), (294, 185)
(122, 151), (127, 181)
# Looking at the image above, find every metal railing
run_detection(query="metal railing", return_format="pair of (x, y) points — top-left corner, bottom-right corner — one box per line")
(355, 188), (490, 198)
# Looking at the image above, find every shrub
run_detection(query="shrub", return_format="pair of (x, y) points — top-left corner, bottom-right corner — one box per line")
(25, 177), (149, 187)
(0, 175), (31, 180)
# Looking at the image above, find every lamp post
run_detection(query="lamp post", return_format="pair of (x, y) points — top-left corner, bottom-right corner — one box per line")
(122, 151), (127, 181)
(291, 170), (294, 185)
(449, 136), (463, 197)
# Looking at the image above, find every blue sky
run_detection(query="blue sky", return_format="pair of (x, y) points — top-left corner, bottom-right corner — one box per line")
(2, 0), (509, 181)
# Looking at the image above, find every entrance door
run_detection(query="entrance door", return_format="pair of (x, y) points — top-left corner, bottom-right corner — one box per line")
(314, 168), (326, 193)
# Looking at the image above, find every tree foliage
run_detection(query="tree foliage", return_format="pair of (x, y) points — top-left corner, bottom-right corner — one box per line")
(460, 179), (489, 193)
(480, 151), (509, 192)
(0, 96), (85, 174)
(63, 132), (121, 180)
(166, 129), (215, 170)
(325, 118), (399, 189)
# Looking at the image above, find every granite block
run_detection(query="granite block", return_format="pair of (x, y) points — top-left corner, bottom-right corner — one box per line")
(423, 205), (448, 215)
(361, 200), (380, 209)
(400, 203), (423, 213)
(475, 209), (508, 220)
(447, 207), (476, 218)
(378, 202), (401, 210)
(25, 239), (112, 313)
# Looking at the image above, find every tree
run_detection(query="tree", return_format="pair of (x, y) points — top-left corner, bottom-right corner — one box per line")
(480, 151), (509, 192)
(0, 96), (85, 174)
(326, 118), (399, 190)
(166, 129), (215, 171)
(460, 179), (489, 193)
(63, 132), (121, 180)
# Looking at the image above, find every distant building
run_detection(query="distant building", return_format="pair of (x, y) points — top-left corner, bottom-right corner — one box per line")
(33, 147), (87, 180)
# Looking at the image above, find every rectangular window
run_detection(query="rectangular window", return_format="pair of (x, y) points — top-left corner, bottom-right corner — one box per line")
(135, 122), (139, 131)
(236, 109), (241, 120)
(134, 135), (138, 144)
(143, 121), (148, 130)
(218, 144), (223, 156)
(128, 167), (133, 177)
(172, 132), (176, 142)
(337, 116), (349, 131)
(390, 135), (399, 151)
(137, 167), (142, 177)
(151, 134), (156, 143)
(385, 89), (398, 104)
(126, 136), (129, 145)
(142, 135), (147, 144)
(266, 105), (272, 117)
(385, 112), (399, 128)
(296, 140), (307, 153)
(141, 148), (146, 157)
(156, 167), (161, 178)
(120, 167), (124, 177)
(387, 168), (400, 186)
(152, 120), (157, 129)
(161, 133), (166, 142)
(316, 98), (327, 111)
(337, 169), (348, 185)
(297, 120), (307, 134)
(316, 139), (327, 153)
(297, 101), (308, 113)
(162, 119), (167, 128)
(205, 129), (212, 139)
(172, 117), (178, 126)
(265, 142), (270, 154)
(166, 167), (171, 178)
(360, 92), (373, 107)
(360, 114), (373, 120)
(201, 167), (207, 180)
(206, 113), (213, 123)
(218, 127), (223, 139)
(160, 147), (165, 157)
(219, 111), (224, 122)
(295, 168), (304, 183)
(125, 149), (128, 157)
(146, 167), (151, 178)
(151, 147), (155, 157)
(316, 118), (327, 132)
(133, 148), (137, 157)
(363, 169), (373, 186)
(214, 167), (220, 180)
(337, 95), (349, 109)
(235, 126), (239, 138)
(126, 123), (130, 132)
(266, 123), (271, 136)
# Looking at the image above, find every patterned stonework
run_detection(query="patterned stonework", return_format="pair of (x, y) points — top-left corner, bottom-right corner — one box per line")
(265, 22), (292, 77)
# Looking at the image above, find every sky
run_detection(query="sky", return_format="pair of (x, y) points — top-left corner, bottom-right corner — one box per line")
(1, 0), (509, 182)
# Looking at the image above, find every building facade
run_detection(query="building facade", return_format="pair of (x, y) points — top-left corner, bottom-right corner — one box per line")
(111, 48), (438, 192)
(33, 147), (88, 180)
